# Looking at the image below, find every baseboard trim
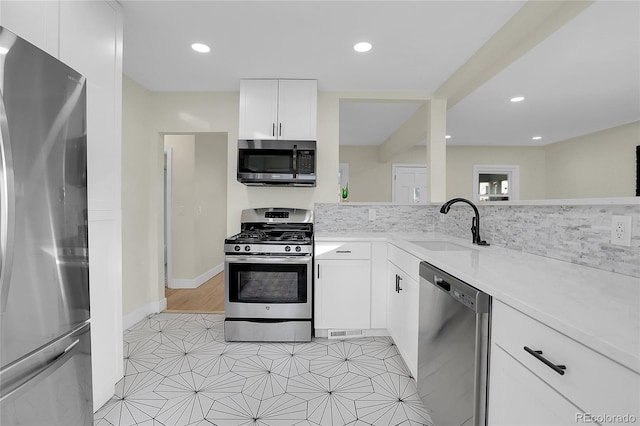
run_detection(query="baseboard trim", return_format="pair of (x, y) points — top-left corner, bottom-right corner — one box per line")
(123, 297), (168, 330)
(168, 263), (224, 289)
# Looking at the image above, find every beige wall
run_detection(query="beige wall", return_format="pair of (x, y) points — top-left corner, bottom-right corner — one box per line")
(339, 121), (638, 202)
(194, 133), (227, 275)
(164, 135), (197, 279)
(339, 146), (428, 202)
(545, 121), (639, 199)
(122, 76), (163, 315)
(164, 133), (227, 280)
(446, 145), (547, 200)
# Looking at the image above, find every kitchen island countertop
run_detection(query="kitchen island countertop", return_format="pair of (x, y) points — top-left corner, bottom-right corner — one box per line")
(315, 231), (640, 374)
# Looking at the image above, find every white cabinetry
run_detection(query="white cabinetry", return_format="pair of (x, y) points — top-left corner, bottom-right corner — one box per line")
(387, 245), (421, 377)
(314, 242), (371, 330)
(0, 0), (59, 56)
(239, 79), (317, 140)
(370, 242), (388, 329)
(0, 0), (123, 411)
(489, 300), (640, 425)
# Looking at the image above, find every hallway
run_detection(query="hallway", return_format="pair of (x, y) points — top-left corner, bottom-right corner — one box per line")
(165, 272), (224, 313)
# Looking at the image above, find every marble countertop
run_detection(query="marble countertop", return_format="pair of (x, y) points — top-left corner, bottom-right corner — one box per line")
(315, 231), (640, 374)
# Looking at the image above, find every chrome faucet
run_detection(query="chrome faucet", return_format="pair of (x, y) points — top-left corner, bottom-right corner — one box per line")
(440, 198), (490, 246)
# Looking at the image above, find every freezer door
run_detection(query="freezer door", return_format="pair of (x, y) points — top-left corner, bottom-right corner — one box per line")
(0, 27), (89, 368)
(0, 322), (93, 426)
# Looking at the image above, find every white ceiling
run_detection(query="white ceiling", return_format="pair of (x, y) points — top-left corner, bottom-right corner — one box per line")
(121, 0), (640, 147)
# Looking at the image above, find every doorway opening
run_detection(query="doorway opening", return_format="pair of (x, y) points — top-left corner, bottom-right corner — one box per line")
(162, 132), (228, 313)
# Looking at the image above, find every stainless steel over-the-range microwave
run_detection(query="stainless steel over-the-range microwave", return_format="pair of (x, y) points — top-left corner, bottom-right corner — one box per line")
(237, 139), (316, 187)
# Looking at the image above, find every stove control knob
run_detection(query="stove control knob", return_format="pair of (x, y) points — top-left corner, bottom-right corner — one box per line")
(234, 245), (240, 252)
(244, 245), (251, 252)
(285, 245), (291, 252)
(295, 246), (302, 252)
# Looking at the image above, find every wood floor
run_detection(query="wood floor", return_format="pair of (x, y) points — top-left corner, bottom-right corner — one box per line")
(164, 271), (225, 313)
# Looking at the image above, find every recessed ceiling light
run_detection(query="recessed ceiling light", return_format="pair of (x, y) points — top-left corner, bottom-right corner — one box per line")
(510, 96), (525, 103)
(532, 136), (542, 140)
(191, 43), (210, 53)
(353, 42), (372, 53)
(445, 135), (452, 139)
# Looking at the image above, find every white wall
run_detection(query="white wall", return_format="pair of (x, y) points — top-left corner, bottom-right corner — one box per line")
(545, 121), (639, 199)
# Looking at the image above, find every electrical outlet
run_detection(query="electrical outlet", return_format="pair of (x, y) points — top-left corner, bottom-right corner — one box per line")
(369, 209), (377, 221)
(611, 215), (632, 247)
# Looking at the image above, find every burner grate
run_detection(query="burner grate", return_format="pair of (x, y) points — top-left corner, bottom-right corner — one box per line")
(237, 230), (268, 240)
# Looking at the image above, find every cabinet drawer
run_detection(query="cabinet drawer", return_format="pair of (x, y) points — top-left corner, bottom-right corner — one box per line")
(492, 300), (640, 420)
(387, 244), (420, 280)
(315, 242), (370, 260)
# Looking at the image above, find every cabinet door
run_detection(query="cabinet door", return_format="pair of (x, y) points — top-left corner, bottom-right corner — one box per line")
(277, 80), (317, 140)
(488, 344), (583, 426)
(400, 273), (419, 377)
(370, 242), (388, 329)
(387, 263), (404, 349)
(239, 79), (279, 139)
(315, 259), (370, 329)
(0, 0), (59, 57)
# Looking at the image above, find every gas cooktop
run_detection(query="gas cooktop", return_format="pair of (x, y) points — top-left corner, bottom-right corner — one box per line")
(224, 208), (313, 256)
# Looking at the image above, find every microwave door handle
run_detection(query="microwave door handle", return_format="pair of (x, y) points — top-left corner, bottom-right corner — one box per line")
(292, 144), (297, 177)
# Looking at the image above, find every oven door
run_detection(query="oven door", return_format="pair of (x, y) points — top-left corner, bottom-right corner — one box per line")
(225, 255), (312, 319)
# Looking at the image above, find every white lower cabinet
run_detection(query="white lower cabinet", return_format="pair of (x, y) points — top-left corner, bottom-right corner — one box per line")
(489, 300), (640, 426)
(314, 242), (371, 330)
(387, 245), (421, 378)
(489, 344), (583, 425)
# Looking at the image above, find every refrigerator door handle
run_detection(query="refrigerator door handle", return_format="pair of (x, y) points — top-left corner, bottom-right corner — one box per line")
(0, 91), (16, 314)
(0, 338), (81, 404)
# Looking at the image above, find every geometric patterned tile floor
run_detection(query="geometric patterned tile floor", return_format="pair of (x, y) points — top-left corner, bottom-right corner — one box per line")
(94, 313), (435, 426)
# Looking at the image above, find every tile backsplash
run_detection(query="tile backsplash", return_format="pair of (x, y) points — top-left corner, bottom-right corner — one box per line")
(314, 202), (640, 278)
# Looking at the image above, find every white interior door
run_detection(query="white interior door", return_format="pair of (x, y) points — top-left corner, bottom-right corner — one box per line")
(392, 164), (428, 203)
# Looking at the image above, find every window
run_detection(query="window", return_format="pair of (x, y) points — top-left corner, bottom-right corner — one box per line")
(472, 165), (519, 202)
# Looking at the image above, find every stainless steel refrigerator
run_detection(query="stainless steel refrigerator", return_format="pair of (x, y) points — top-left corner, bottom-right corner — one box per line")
(0, 27), (93, 425)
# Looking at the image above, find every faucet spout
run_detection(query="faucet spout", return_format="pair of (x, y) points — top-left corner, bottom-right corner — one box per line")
(439, 198), (489, 246)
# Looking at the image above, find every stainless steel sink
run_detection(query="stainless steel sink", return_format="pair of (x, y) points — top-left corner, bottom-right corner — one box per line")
(408, 240), (475, 251)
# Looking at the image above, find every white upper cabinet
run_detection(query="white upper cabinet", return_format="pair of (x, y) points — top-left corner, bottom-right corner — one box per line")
(239, 79), (317, 140)
(277, 80), (317, 140)
(0, 0), (59, 57)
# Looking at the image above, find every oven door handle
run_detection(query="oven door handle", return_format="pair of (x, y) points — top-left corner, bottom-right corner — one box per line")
(225, 255), (312, 264)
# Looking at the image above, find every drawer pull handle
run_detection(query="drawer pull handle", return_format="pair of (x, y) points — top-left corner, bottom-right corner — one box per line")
(335, 250), (352, 254)
(524, 346), (567, 375)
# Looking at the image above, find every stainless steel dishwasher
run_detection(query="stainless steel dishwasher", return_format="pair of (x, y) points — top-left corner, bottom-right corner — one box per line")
(418, 261), (491, 426)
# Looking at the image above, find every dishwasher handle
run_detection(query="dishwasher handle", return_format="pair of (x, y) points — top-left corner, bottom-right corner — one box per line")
(434, 275), (450, 292)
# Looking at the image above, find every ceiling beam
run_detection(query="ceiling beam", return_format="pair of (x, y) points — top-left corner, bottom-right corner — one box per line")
(378, 103), (428, 163)
(377, 0), (594, 161)
(435, 0), (595, 109)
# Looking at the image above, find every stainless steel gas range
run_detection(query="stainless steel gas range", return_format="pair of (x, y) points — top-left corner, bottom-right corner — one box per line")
(224, 208), (313, 342)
